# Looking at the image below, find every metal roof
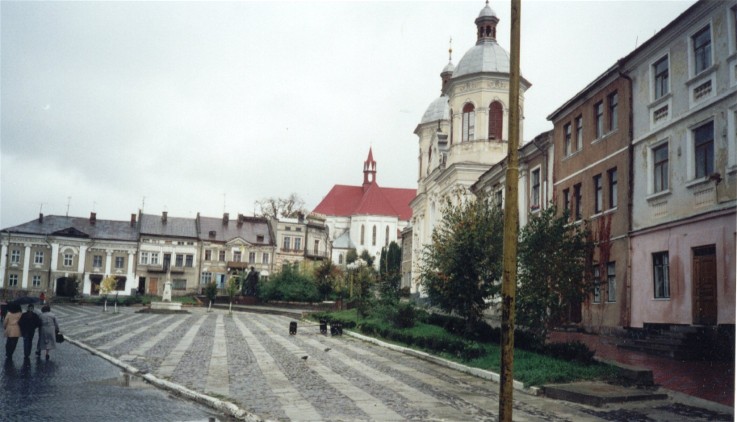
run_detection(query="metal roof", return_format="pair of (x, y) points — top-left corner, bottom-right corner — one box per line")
(1, 215), (138, 242)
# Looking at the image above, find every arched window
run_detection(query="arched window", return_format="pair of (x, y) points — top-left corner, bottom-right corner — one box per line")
(462, 103), (475, 142)
(449, 108), (454, 145)
(427, 146), (432, 175)
(385, 226), (390, 247)
(360, 225), (365, 245)
(372, 225), (377, 246)
(338, 253), (343, 264)
(489, 101), (503, 140)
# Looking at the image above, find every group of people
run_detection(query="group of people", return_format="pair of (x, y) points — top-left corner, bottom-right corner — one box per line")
(3, 303), (60, 360)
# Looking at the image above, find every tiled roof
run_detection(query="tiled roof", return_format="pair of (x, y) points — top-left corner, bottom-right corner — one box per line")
(198, 216), (272, 245)
(1, 215), (138, 242)
(140, 214), (197, 238)
(313, 182), (415, 221)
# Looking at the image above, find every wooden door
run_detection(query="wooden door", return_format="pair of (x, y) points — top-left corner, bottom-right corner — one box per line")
(148, 277), (159, 295)
(693, 246), (717, 326)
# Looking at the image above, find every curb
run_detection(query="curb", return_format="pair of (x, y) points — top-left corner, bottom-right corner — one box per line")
(342, 329), (541, 396)
(66, 336), (265, 422)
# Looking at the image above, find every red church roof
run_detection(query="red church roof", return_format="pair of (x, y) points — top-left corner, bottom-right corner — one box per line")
(314, 148), (416, 221)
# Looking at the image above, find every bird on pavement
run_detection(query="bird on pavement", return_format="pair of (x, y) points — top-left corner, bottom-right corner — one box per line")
(301, 355), (309, 361)
(324, 348), (331, 352)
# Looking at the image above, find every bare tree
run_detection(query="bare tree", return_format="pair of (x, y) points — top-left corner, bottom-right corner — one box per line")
(256, 193), (307, 219)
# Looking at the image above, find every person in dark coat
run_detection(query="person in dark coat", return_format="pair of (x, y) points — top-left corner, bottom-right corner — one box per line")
(18, 304), (41, 359)
(3, 303), (22, 359)
(36, 305), (59, 360)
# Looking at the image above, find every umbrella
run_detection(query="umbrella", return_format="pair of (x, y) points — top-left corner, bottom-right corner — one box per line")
(11, 296), (40, 305)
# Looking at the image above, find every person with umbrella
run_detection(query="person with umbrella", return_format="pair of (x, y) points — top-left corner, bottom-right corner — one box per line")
(18, 304), (41, 359)
(3, 302), (22, 359)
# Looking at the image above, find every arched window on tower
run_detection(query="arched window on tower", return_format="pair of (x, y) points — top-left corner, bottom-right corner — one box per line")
(489, 101), (503, 141)
(427, 146), (432, 175)
(372, 225), (377, 246)
(462, 103), (475, 142)
(385, 226), (390, 247)
(449, 108), (454, 145)
(360, 225), (365, 245)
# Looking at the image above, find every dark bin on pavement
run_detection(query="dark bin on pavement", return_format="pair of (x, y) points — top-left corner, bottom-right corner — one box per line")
(289, 321), (297, 335)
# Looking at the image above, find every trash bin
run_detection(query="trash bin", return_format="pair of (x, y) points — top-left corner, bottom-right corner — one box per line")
(330, 322), (342, 336)
(319, 320), (327, 335)
(289, 321), (297, 335)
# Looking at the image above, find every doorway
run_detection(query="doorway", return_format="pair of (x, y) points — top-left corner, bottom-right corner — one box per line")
(693, 245), (717, 326)
(148, 277), (159, 295)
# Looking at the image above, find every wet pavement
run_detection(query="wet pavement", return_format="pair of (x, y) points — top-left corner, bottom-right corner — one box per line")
(549, 331), (735, 407)
(0, 326), (228, 421)
(2, 304), (733, 421)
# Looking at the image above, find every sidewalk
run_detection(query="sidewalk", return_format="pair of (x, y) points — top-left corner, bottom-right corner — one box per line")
(549, 331), (735, 407)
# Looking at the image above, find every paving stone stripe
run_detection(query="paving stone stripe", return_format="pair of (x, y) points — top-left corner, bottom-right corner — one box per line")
(98, 314), (177, 351)
(121, 314), (191, 360)
(157, 314), (207, 379)
(205, 314), (230, 397)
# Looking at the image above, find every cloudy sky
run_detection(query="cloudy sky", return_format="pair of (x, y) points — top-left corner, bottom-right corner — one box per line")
(1, 0), (694, 228)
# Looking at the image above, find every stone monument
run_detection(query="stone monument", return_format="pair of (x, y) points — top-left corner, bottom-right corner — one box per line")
(151, 276), (182, 311)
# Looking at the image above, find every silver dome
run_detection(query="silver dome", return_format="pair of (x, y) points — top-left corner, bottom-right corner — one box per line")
(442, 61), (455, 74)
(453, 41), (510, 77)
(421, 95), (449, 124)
(478, 4), (497, 19)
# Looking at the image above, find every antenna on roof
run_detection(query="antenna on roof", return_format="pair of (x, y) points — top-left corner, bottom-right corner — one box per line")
(141, 196), (146, 212)
(223, 193), (227, 214)
(65, 197), (71, 216)
(40, 202), (46, 215)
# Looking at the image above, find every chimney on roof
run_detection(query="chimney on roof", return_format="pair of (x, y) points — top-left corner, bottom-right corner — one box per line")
(162, 211), (168, 223)
(130, 213), (137, 227)
(38, 213), (44, 223)
(223, 213), (229, 225)
(237, 213), (244, 226)
(209, 230), (216, 238)
(90, 212), (97, 225)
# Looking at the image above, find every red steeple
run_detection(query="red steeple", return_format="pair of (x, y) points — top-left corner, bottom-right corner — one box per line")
(363, 147), (377, 190)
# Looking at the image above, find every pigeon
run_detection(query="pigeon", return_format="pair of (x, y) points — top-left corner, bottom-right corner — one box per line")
(324, 348), (331, 352)
(301, 355), (309, 361)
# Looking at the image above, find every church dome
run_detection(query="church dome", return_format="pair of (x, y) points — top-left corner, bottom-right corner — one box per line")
(453, 42), (510, 77)
(420, 95), (449, 124)
(442, 61), (455, 74)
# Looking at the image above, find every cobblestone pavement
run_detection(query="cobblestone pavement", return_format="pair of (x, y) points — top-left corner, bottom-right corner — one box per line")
(40, 305), (734, 421)
(0, 318), (227, 422)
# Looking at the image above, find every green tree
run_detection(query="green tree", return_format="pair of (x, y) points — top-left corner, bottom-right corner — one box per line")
(313, 260), (342, 301)
(345, 248), (358, 264)
(258, 264), (319, 302)
(346, 259), (376, 318)
(256, 193), (308, 219)
(517, 205), (593, 342)
(225, 275), (240, 314)
(379, 242), (402, 304)
(359, 249), (375, 267)
(204, 281), (218, 312)
(100, 275), (118, 313)
(420, 194), (504, 327)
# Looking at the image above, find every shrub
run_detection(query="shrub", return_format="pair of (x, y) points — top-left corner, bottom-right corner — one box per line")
(392, 302), (418, 329)
(258, 265), (319, 303)
(543, 341), (595, 364)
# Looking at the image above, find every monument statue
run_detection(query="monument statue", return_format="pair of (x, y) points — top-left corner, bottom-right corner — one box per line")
(242, 266), (260, 296)
(162, 279), (172, 302)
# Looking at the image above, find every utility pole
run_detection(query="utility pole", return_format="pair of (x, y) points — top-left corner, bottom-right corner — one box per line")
(499, 0), (521, 420)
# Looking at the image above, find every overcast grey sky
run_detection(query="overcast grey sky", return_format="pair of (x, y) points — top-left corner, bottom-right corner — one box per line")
(1, 0), (694, 228)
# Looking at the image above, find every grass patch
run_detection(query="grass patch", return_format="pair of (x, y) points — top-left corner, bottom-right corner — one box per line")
(312, 309), (619, 387)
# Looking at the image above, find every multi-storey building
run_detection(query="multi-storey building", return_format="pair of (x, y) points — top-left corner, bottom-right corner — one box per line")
(408, 1), (530, 293)
(1, 213), (139, 297)
(136, 212), (199, 296)
(313, 148), (414, 268)
(622, 0), (736, 330)
(548, 66), (633, 333)
(197, 213), (275, 291)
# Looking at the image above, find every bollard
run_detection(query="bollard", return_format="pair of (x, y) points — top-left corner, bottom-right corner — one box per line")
(319, 320), (327, 335)
(330, 322), (342, 336)
(289, 321), (297, 335)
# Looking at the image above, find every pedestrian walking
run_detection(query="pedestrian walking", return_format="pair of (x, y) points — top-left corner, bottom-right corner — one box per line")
(18, 304), (41, 359)
(39, 291), (46, 305)
(36, 305), (59, 360)
(3, 303), (22, 359)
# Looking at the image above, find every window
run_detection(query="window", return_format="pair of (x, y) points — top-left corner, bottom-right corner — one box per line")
(294, 237), (302, 251)
(201, 272), (212, 285)
(256, 235), (264, 243)
(494, 189), (503, 208)
(218, 251), (225, 262)
(248, 252), (256, 263)
(608, 168), (618, 209)
(593, 266), (601, 303)
(653, 143), (669, 192)
(262, 253), (269, 264)
(34, 251), (44, 265)
(10, 250), (20, 264)
(594, 101), (604, 139)
(488, 101), (503, 140)
(32, 275), (41, 288)
(573, 183), (582, 221)
(140, 252), (149, 265)
(653, 252), (670, 299)
(693, 25), (711, 74)
(9, 274), (18, 287)
(63, 254), (73, 267)
(608, 92), (618, 132)
(185, 254), (194, 267)
(115, 256), (124, 269)
(372, 226), (377, 246)
(233, 250), (242, 262)
(151, 252), (159, 265)
(564, 123), (572, 156)
(694, 121), (714, 179)
(93, 255), (102, 268)
(360, 225), (365, 245)
(653, 56), (669, 99)
(313, 240), (320, 255)
(385, 226), (390, 247)
(607, 262), (616, 302)
(175, 254), (184, 267)
(593, 174), (603, 213)
(563, 188), (570, 214)
(205, 249), (212, 261)
(427, 146), (432, 174)
(172, 279), (186, 290)
(575, 116), (583, 151)
(531, 168), (541, 209)
(462, 103), (475, 142)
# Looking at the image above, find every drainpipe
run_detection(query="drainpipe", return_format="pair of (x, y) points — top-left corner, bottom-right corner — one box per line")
(619, 64), (633, 329)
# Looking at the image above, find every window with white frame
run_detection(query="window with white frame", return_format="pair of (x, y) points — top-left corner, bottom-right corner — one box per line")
(151, 252), (159, 265)
(172, 279), (186, 290)
(93, 255), (102, 268)
(530, 168), (541, 209)
(564, 123), (572, 156)
(140, 252), (149, 265)
(233, 251), (242, 262)
(608, 168), (618, 209)
(175, 254), (184, 267)
(8, 274), (18, 287)
(593, 174), (603, 214)
(462, 103), (475, 142)
(313, 240), (320, 255)
(694, 121), (714, 179)
(204, 249), (212, 261)
(575, 116), (583, 151)
(563, 188), (570, 214)
(360, 225), (365, 245)
(573, 183), (582, 221)
(653, 252), (670, 299)
(592, 266), (601, 303)
(594, 101), (604, 139)
(63, 254), (73, 267)
(338, 254), (344, 264)
(32, 275), (41, 287)
(372, 226), (377, 246)
(218, 251), (225, 262)
(294, 237), (302, 251)
(653, 143), (669, 193)
(201, 272), (212, 285)
(653, 55), (669, 99)
(385, 226), (390, 247)
(10, 249), (20, 265)
(262, 253), (269, 264)
(608, 92), (618, 132)
(692, 25), (712, 75)
(34, 251), (44, 265)
(607, 262), (616, 302)
(185, 254), (193, 267)
(115, 256), (124, 269)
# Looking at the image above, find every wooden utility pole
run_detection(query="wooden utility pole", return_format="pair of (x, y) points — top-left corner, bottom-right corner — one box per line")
(499, 0), (521, 420)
